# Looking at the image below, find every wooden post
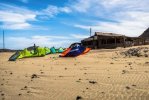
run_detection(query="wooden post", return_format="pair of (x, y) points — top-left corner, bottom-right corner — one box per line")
(106, 38), (107, 44)
(90, 28), (92, 36)
(3, 30), (5, 50)
(115, 37), (116, 45)
(123, 37), (126, 48)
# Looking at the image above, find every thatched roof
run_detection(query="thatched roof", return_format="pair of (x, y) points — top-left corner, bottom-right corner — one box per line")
(140, 28), (149, 38)
(95, 32), (125, 37)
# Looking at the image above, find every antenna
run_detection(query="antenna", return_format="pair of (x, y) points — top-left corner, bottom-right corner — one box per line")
(3, 30), (5, 50)
(90, 27), (92, 36)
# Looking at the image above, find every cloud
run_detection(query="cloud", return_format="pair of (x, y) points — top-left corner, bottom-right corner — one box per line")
(60, 7), (72, 13)
(38, 5), (72, 19)
(71, 0), (149, 36)
(70, 34), (89, 39)
(2, 34), (86, 49)
(5, 35), (76, 49)
(0, 3), (36, 30)
(74, 11), (149, 37)
(0, 3), (72, 30)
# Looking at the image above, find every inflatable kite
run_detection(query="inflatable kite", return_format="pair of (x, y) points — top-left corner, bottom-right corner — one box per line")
(60, 43), (91, 57)
(9, 45), (65, 61)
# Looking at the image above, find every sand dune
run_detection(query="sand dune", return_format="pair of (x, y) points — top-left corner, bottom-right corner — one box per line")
(0, 46), (149, 100)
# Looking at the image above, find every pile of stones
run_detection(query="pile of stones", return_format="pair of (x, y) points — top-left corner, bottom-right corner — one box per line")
(120, 47), (149, 57)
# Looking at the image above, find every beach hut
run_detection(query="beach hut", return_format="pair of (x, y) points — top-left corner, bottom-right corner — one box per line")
(81, 32), (127, 49)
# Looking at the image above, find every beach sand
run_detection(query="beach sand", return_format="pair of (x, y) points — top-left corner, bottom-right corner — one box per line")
(0, 45), (149, 100)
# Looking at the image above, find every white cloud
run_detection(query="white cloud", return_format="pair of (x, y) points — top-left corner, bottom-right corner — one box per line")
(0, 3), (36, 30)
(5, 35), (75, 49)
(32, 35), (70, 40)
(74, 11), (149, 37)
(0, 3), (72, 30)
(71, 0), (149, 36)
(60, 7), (72, 13)
(40, 5), (59, 18)
(39, 5), (72, 18)
(70, 34), (89, 39)
(3, 34), (84, 49)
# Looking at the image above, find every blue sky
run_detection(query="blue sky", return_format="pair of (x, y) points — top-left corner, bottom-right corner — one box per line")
(0, 0), (149, 49)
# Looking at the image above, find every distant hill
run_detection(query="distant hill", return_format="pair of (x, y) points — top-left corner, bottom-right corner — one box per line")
(140, 27), (149, 38)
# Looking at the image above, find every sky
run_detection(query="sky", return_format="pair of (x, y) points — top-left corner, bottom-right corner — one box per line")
(0, 0), (149, 49)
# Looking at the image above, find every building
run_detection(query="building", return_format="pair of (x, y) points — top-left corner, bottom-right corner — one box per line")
(81, 32), (146, 49)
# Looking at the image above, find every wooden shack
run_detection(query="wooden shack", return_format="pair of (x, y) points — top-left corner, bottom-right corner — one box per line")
(81, 32), (146, 49)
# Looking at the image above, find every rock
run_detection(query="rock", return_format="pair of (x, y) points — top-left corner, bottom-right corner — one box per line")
(121, 47), (149, 57)
(27, 91), (30, 93)
(89, 81), (97, 84)
(132, 84), (136, 87)
(64, 68), (67, 70)
(76, 96), (82, 100)
(110, 62), (114, 64)
(1, 93), (5, 96)
(24, 86), (27, 89)
(122, 70), (127, 74)
(41, 72), (44, 74)
(31, 74), (38, 79)
(126, 86), (130, 89)
(101, 92), (105, 94)
(144, 54), (148, 57)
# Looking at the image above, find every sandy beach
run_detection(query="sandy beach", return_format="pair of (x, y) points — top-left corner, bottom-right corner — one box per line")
(0, 45), (149, 100)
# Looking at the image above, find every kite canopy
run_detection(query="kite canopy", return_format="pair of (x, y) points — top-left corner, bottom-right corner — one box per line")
(9, 46), (65, 61)
(50, 47), (56, 54)
(9, 47), (46, 61)
(57, 47), (65, 53)
(60, 43), (91, 57)
(45, 47), (51, 55)
(50, 47), (65, 54)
